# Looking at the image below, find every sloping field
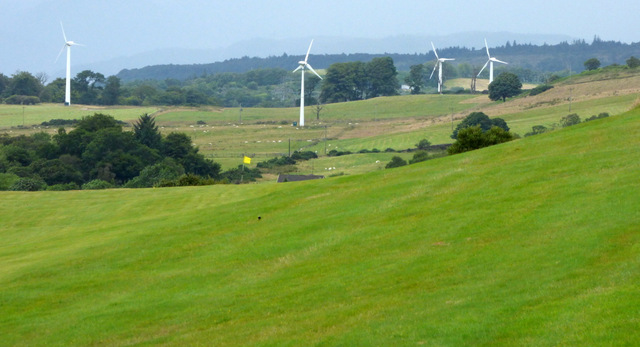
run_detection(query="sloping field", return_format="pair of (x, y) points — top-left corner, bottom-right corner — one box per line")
(0, 104), (160, 128)
(1, 106), (639, 345)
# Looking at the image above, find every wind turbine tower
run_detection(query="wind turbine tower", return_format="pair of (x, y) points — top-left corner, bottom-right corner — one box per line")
(293, 40), (322, 127)
(477, 39), (508, 84)
(429, 42), (455, 94)
(56, 22), (83, 106)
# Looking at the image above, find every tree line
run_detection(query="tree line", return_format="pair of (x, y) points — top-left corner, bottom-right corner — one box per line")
(2, 44), (639, 108)
(116, 39), (640, 82)
(0, 113), (225, 190)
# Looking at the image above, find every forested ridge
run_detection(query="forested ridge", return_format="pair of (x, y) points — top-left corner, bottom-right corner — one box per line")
(117, 38), (640, 81)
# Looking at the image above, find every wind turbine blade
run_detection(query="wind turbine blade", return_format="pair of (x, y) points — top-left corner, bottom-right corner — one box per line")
(485, 38), (491, 58)
(429, 62), (438, 79)
(60, 22), (68, 42)
(431, 41), (439, 60)
(442, 58), (455, 61)
(494, 59), (508, 64)
(477, 60), (489, 76)
(55, 45), (65, 63)
(305, 39), (314, 63)
(307, 64), (322, 79)
(293, 65), (303, 73)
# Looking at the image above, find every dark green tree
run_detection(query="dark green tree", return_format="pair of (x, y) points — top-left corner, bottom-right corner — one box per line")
(416, 138), (431, 150)
(40, 78), (65, 103)
(72, 70), (105, 104)
(304, 74), (322, 105)
(124, 158), (185, 188)
(385, 156), (407, 169)
(29, 159), (83, 185)
(76, 113), (122, 132)
(409, 151), (430, 164)
(405, 64), (425, 94)
(0, 73), (9, 96)
(8, 71), (43, 97)
(488, 72), (522, 102)
(320, 61), (367, 103)
(102, 76), (121, 105)
(525, 125), (549, 137)
(583, 58), (601, 71)
(451, 112), (509, 139)
(448, 126), (514, 154)
(365, 57), (399, 98)
(162, 132), (220, 178)
(560, 113), (581, 127)
(626, 56), (640, 68)
(133, 114), (162, 150)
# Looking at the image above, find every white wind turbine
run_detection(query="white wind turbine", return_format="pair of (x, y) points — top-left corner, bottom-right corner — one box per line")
(477, 38), (508, 84)
(429, 42), (454, 94)
(293, 40), (322, 127)
(56, 22), (83, 106)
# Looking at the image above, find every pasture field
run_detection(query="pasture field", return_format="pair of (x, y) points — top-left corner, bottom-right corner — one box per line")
(1, 107), (639, 345)
(0, 103), (159, 128)
(1, 69), (639, 176)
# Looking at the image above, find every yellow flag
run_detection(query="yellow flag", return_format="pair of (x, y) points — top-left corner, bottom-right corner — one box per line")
(243, 156), (251, 164)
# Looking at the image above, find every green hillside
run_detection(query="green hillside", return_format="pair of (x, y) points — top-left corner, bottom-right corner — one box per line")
(1, 104), (639, 345)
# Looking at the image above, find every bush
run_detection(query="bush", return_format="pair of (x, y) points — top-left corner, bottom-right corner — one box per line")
(385, 156), (407, 169)
(290, 150), (318, 161)
(41, 119), (79, 127)
(124, 158), (184, 188)
(82, 179), (114, 190)
(525, 125), (550, 137)
(448, 126), (514, 154)
(4, 95), (41, 105)
(560, 113), (581, 127)
(452, 112), (509, 139)
(529, 84), (554, 96)
(585, 112), (610, 122)
(627, 56), (640, 69)
(409, 151), (430, 164)
(257, 155), (296, 169)
(584, 58), (601, 71)
(47, 182), (80, 191)
(415, 139), (431, 150)
(0, 172), (20, 190)
(327, 149), (352, 157)
(156, 174), (217, 187)
(221, 165), (263, 183)
(9, 177), (46, 191)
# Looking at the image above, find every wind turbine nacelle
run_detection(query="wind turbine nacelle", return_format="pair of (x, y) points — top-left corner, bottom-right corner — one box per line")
(298, 61), (306, 65)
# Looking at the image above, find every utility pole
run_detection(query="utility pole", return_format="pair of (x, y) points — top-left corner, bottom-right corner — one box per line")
(450, 104), (454, 132)
(324, 125), (327, 155)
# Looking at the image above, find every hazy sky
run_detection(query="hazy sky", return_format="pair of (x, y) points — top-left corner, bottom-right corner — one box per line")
(1, 0), (638, 77)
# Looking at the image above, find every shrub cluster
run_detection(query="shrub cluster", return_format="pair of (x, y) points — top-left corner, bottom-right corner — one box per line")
(585, 112), (610, 122)
(41, 119), (80, 127)
(0, 113), (221, 191)
(448, 126), (514, 154)
(328, 149), (352, 157)
(529, 84), (554, 96)
(4, 95), (40, 105)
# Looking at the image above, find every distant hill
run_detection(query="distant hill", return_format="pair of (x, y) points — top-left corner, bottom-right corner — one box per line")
(117, 39), (640, 82)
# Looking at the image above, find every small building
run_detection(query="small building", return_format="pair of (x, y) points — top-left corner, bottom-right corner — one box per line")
(277, 174), (325, 183)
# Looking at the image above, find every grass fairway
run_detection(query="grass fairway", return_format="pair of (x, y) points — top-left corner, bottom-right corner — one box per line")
(1, 104), (639, 345)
